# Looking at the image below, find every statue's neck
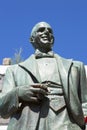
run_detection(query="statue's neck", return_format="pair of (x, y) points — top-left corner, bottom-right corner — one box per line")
(36, 48), (52, 53)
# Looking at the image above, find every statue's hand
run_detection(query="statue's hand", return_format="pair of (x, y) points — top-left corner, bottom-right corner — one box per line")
(31, 83), (48, 93)
(31, 84), (49, 100)
(17, 86), (39, 102)
(17, 84), (48, 102)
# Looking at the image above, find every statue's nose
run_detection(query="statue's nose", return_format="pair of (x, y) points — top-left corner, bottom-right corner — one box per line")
(44, 28), (49, 34)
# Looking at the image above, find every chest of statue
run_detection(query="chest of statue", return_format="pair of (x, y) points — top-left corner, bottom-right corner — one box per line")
(36, 58), (66, 111)
(36, 57), (61, 84)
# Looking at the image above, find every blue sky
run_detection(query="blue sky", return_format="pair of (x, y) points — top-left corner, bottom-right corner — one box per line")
(0, 0), (87, 65)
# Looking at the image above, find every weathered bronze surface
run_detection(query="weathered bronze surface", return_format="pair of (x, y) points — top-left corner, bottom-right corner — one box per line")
(0, 22), (87, 130)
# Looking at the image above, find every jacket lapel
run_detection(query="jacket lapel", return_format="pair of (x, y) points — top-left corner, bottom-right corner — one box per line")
(54, 54), (73, 99)
(19, 54), (42, 83)
(55, 54), (85, 127)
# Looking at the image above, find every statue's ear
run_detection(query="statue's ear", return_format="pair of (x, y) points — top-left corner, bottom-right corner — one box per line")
(29, 36), (35, 43)
(51, 35), (55, 45)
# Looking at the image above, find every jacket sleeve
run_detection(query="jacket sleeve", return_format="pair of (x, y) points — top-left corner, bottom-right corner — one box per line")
(0, 67), (19, 118)
(80, 62), (87, 118)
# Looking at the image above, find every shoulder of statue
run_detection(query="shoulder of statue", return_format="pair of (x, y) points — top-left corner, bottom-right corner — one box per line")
(72, 60), (84, 69)
(19, 54), (35, 65)
(54, 53), (73, 62)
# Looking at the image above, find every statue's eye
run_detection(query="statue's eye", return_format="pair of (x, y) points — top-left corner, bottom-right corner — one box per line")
(37, 27), (45, 32)
(37, 27), (53, 34)
(48, 28), (53, 34)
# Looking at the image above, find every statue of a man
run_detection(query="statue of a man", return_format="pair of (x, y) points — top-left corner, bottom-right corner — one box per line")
(0, 22), (87, 130)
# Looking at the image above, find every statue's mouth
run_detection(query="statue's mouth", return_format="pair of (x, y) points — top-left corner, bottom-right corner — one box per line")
(41, 35), (49, 40)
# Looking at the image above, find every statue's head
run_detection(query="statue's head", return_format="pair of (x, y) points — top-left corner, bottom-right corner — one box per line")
(30, 22), (54, 52)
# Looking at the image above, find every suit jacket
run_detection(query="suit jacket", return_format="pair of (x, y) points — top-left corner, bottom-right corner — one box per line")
(0, 54), (87, 130)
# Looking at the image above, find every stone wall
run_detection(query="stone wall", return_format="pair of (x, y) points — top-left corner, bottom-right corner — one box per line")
(0, 58), (11, 130)
(0, 66), (10, 129)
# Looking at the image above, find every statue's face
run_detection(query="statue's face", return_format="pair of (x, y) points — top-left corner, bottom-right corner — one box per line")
(31, 22), (54, 52)
(35, 25), (53, 44)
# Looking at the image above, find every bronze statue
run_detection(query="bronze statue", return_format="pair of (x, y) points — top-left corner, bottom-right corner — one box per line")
(0, 22), (87, 130)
